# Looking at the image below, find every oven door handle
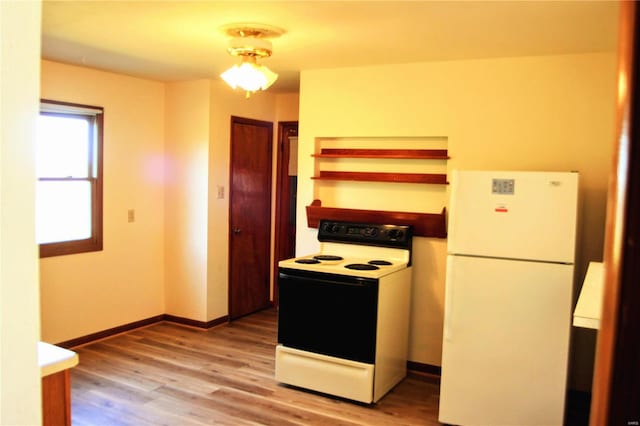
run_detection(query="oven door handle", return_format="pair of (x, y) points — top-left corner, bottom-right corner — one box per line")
(279, 271), (376, 287)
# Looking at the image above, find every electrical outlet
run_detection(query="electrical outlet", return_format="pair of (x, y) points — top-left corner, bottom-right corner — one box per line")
(128, 209), (135, 223)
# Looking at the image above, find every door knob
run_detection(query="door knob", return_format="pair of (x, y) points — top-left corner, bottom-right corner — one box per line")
(233, 228), (241, 234)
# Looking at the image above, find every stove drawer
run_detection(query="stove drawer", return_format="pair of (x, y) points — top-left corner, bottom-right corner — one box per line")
(275, 345), (375, 403)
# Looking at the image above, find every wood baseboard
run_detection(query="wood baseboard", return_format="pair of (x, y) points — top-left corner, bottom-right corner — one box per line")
(57, 313), (229, 349)
(56, 315), (165, 348)
(164, 314), (229, 329)
(407, 361), (441, 378)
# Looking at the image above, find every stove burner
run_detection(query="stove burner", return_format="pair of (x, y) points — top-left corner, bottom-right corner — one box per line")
(295, 258), (321, 264)
(345, 263), (380, 271)
(369, 260), (392, 266)
(314, 255), (344, 261)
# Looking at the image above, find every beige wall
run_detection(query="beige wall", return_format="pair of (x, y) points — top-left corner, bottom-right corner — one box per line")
(298, 52), (617, 391)
(275, 93), (301, 123)
(165, 80), (211, 321)
(40, 60), (166, 343)
(0, 1), (43, 423)
(40, 63), (299, 334)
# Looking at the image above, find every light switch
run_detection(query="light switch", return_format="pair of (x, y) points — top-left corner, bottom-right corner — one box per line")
(217, 185), (225, 199)
(128, 209), (135, 223)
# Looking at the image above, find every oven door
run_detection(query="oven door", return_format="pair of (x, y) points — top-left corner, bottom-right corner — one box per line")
(277, 267), (378, 364)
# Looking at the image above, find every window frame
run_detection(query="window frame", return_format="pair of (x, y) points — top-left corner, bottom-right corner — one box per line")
(38, 99), (104, 258)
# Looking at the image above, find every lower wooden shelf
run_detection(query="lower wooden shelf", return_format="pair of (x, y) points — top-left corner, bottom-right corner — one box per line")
(305, 199), (447, 238)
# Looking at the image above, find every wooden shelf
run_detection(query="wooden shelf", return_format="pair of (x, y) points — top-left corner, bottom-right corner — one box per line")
(312, 148), (449, 160)
(305, 200), (447, 238)
(309, 146), (448, 237)
(312, 171), (448, 184)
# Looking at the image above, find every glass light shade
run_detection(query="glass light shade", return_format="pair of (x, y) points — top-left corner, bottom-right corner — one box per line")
(221, 60), (278, 93)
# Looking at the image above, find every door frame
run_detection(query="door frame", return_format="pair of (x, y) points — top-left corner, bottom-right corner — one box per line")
(228, 115), (274, 319)
(590, 2), (640, 423)
(273, 121), (299, 307)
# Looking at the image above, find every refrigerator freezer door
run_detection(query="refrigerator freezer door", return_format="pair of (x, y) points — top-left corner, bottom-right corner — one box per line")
(439, 255), (573, 426)
(448, 170), (578, 263)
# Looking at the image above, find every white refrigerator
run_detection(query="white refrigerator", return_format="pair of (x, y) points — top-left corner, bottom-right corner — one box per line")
(439, 170), (579, 426)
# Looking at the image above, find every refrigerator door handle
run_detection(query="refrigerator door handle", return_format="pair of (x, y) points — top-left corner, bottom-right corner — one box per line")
(443, 259), (454, 341)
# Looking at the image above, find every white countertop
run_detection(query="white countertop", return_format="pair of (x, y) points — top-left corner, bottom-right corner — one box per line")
(38, 342), (79, 377)
(573, 261), (604, 330)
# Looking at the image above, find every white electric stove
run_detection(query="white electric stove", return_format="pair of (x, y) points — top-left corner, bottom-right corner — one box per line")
(275, 220), (413, 403)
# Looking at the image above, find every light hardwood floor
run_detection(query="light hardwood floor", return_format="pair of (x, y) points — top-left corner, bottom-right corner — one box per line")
(70, 308), (441, 425)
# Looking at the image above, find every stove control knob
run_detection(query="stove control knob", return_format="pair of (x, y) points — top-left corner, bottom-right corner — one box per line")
(363, 227), (378, 237)
(322, 222), (338, 233)
(388, 229), (403, 240)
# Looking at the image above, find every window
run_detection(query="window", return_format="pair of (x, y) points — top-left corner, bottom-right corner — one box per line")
(37, 100), (103, 257)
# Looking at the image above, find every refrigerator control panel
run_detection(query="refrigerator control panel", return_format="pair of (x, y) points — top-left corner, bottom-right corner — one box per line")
(492, 178), (515, 195)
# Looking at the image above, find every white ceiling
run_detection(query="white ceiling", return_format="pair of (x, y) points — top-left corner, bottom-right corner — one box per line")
(41, 1), (620, 93)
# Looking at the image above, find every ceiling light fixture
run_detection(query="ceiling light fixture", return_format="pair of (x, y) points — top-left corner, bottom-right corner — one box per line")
(220, 24), (284, 98)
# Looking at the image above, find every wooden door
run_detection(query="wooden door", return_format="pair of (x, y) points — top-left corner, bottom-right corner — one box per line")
(228, 116), (273, 319)
(273, 121), (298, 306)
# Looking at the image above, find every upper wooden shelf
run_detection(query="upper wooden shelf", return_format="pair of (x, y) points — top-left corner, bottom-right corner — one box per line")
(312, 148), (449, 159)
(312, 171), (448, 184)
